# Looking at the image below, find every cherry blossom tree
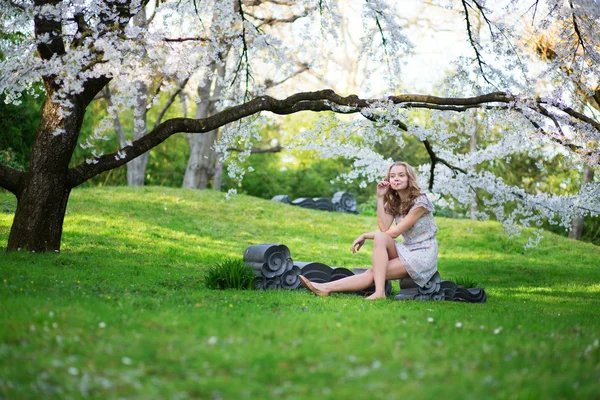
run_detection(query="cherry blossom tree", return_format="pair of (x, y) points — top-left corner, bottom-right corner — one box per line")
(1, 0), (599, 252)
(181, 0), (308, 190)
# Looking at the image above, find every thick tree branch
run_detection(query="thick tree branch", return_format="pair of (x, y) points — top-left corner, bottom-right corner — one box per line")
(0, 164), (24, 195)
(34, 0), (66, 63)
(245, 9), (309, 28)
(243, 0), (295, 6)
(68, 89), (600, 188)
(164, 36), (211, 42)
(554, 103), (600, 132)
(227, 144), (282, 153)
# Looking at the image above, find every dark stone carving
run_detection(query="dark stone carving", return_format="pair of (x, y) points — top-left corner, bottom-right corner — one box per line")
(244, 244), (299, 289)
(253, 275), (267, 290)
(271, 195), (290, 204)
(394, 272), (487, 303)
(332, 191), (358, 214)
(281, 266), (301, 289)
(313, 198), (335, 211)
(271, 191), (357, 214)
(294, 261), (332, 283)
(291, 198), (317, 209)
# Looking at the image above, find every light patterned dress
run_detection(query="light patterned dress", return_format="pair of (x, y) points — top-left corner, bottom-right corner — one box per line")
(393, 194), (438, 287)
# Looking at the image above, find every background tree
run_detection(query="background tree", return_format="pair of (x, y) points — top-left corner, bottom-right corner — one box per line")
(528, 14), (600, 240)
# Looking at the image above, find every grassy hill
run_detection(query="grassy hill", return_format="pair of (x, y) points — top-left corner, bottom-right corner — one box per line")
(1, 187), (599, 399)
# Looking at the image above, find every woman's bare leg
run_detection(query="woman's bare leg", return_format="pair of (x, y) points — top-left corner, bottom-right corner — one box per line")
(365, 232), (409, 300)
(299, 258), (409, 298)
(298, 273), (372, 296)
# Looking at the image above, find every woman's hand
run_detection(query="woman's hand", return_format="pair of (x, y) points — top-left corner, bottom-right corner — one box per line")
(351, 235), (366, 253)
(377, 181), (390, 198)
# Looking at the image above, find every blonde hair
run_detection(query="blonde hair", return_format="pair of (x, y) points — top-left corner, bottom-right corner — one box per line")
(383, 161), (423, 216)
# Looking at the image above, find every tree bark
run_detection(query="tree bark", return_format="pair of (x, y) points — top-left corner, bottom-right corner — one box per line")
(183, 59), (226, 189)
(183, 130), (218, 189)
(469, 114), (478, 219)
(569, 166), (594, 240)
(127, 80), (150, 186)
(127, 10), (149, 187)
(7, 93), (84, 252)
(212, 154), (224, 190)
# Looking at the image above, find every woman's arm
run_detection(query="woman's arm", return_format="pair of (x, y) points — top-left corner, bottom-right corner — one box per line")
(377, 196), (394, 231)
(376, 181), (394, 231)
(351, 206), (429, 253)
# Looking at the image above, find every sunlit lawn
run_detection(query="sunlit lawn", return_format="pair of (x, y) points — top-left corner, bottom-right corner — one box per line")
(1, 187), (599, 399)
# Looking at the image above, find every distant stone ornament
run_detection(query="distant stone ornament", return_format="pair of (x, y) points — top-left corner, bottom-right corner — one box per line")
(331, 191), (357, 214)
(271, 195), (290, 204)
(272, 191), (357, 214)
(291, 198), (317, 209)
(394, 272), (487, 303)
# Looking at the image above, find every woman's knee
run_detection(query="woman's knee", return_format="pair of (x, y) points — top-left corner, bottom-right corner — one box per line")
(373, 231), (391, 245)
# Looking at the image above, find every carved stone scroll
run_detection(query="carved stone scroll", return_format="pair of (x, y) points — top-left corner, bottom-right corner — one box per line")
(395, 272), (487, 303)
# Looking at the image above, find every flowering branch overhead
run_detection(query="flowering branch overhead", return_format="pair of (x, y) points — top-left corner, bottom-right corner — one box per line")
(65, 88), (600, 188)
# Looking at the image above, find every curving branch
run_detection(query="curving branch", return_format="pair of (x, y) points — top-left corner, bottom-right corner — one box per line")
(265, 63), (310, 89)
(164, 36), (211, 42)
(67, 89), (600, 188)
(232, 0), (254, 100)
(246, 9), (310, 28)
(460, 0), (492, 86)
(227, 144), (282, 153)
(0, 164), (24, 195)
(525, 0), (541, 24)
(568, 0), (597, 62)
(518, 108), (585, 155)
(153, 77), (192, 130)
(34, 0), (66, 64)
(422, 139), (467, 190)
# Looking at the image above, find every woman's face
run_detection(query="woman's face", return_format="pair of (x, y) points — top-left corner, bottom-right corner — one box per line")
(389, 165), (409, 191)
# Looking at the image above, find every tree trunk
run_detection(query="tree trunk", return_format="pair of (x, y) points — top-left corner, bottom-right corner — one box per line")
(127, 10), (149, 187)
(8, 174), (71, 252)
(7, 94), (83, 252)
(212, 153), (224, 190)
(183, 35), (228, 190)
(569, 166), (594, 240)
(183, 130), (218, 189)
(469, 112), (478, 219)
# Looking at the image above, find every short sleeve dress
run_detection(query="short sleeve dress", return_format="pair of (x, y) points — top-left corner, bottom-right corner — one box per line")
(393, 194), (438, 287)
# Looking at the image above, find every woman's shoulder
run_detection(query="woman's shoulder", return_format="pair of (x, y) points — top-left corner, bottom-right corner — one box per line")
(411, 193), (434, 212)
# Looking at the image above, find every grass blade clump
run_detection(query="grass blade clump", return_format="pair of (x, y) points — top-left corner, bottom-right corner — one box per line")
(454, 275), (480, 288)
(204, 258), (256, 290)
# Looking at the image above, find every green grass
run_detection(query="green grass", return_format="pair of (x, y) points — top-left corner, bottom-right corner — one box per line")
(1, 186), (599, 399)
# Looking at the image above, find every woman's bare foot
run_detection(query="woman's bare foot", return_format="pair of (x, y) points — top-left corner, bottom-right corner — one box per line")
(365, 292), (386, 300)
(298, 275), (329, 297)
